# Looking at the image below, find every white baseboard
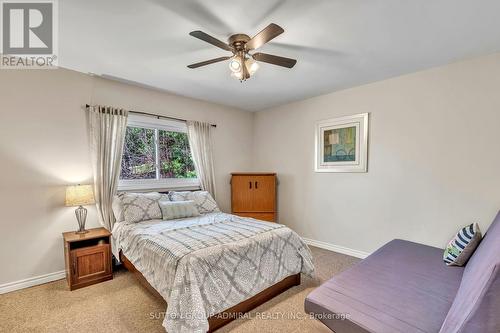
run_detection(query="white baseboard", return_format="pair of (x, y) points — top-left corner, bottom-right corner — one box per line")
(0, 240), (367, 294)
(302, 237), (370, 259)
(0, 270), (66, 295)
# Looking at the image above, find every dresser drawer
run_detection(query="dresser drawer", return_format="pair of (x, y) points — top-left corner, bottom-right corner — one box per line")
(234, 212), (276, 222)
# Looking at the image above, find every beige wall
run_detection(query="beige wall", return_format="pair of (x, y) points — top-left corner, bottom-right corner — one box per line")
(253, 53), (500, 254)
(2, 53), (500, 287)
(0, 69), (253, 285)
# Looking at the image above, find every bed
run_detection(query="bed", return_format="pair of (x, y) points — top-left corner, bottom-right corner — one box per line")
(112, 211), (314, 333)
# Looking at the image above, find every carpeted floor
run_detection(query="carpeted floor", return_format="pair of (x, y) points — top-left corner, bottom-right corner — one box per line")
(0, 246), (359, 333)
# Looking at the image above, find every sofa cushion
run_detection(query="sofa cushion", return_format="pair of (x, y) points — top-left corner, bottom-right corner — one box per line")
(439, 211), (500, 333)
(305, 239), (464, 333)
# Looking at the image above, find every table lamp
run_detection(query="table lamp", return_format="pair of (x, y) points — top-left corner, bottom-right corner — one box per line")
(65, 184), (95, 234)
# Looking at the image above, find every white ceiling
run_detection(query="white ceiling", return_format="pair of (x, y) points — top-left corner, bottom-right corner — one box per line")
(60, 0), (500, 111)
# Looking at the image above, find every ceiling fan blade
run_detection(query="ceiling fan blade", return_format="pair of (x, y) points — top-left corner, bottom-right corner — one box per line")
(189, 31), (232, 51)
(187, 56), (231, 69)
(252, 52), (297, 68)
(246, 23), (284, 50)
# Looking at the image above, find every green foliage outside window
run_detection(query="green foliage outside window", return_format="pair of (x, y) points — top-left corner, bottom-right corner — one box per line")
(120, 126), (196, 180)
(158, 130), (196, 179)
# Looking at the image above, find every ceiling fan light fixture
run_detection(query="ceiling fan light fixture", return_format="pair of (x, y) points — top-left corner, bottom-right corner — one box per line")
(230, 71), (243, 80)
(229, 56), (242, 73)
(245, 58), (259, 75)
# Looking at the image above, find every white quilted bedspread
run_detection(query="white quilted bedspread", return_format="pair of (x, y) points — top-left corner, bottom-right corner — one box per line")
(112, 212), (314, 333)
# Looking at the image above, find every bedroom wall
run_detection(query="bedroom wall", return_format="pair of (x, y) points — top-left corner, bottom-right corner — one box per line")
(253, 53), (500, 255)
(2, 54), (499, 289)
(0, 68), (253, 286)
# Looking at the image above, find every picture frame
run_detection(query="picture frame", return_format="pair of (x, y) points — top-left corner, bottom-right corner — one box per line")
(315, 113), (369, 173)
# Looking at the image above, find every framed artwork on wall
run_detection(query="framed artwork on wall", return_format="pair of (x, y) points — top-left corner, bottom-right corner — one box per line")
(315, 113), (369, 173)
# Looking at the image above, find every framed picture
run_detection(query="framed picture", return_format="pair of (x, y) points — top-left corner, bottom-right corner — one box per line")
(315, 113), (369, 173)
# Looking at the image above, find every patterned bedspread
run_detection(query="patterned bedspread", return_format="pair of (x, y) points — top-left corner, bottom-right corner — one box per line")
(112, 212), (314, 333)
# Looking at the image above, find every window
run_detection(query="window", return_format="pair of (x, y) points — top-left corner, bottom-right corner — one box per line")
(118, 115), (199, 191)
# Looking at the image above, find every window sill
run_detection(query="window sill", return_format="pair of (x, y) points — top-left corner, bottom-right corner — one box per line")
(117, 179), (200, 192)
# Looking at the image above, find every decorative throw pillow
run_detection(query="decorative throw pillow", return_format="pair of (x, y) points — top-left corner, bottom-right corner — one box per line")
(119, 192), (167, 223)
(169, 191), (220, 214)
(443, 223), (482, 266)
(159, 200), (200, 220)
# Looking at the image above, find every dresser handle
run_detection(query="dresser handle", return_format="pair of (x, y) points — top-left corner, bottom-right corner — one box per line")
(249, 181), (252, 189)
(255, 181), (258, 189)
(72, 259), (76, 275)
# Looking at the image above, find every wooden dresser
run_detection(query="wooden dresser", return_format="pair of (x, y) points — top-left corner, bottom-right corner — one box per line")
(63, 227), (113, 290)
(231, 173), (277, 222)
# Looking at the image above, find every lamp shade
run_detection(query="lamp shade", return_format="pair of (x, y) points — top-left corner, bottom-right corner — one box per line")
(65, 185), (95, 207)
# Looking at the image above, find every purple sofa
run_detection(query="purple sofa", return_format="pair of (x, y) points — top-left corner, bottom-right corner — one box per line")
(305, 211), (500, 333)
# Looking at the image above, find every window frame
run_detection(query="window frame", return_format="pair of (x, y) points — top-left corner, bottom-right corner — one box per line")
(118, 114), (200, 191)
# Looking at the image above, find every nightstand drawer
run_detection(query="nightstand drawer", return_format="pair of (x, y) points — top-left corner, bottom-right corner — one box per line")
(70, 244), (112, 288)
(71, 244), (111, 284)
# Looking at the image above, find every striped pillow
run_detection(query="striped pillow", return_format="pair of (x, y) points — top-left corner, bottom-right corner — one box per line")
(443, 223), (482, 266)
(159, 200), (200, 220)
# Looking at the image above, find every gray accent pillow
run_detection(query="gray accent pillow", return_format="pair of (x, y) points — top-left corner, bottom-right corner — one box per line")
(119, 192), (167, 223)
(159, 200), (200, 220)
(169, 191), (220, 214)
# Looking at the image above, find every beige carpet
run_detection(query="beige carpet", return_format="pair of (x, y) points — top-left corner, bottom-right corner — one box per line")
(0, 246), (359, 333)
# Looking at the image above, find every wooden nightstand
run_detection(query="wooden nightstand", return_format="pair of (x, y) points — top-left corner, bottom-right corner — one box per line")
(63, 227), (113, 290)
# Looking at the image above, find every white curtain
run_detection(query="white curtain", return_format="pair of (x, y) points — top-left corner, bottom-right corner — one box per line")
(87, 105), (128, 230)
(186, 121), (216, 198)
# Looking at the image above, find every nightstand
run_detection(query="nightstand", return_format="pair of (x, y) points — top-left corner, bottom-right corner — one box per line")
(63, 227), (113, 290)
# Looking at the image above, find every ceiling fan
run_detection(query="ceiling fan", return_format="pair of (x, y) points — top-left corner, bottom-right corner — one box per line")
(187, 23), (297, 81)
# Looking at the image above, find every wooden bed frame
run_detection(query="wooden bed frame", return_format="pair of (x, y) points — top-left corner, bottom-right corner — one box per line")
(119, 251), (301, 332)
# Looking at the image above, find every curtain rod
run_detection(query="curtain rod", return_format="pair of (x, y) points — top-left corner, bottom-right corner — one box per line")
(85, 104), (216, 128)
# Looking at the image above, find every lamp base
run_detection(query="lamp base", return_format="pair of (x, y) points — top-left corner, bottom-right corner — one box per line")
(74, 205), (88, 234)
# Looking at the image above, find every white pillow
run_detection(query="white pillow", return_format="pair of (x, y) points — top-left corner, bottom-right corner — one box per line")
(112, 195), (124, 222)
(159, 200), (200, 220)
(169, 191), (220, 214)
